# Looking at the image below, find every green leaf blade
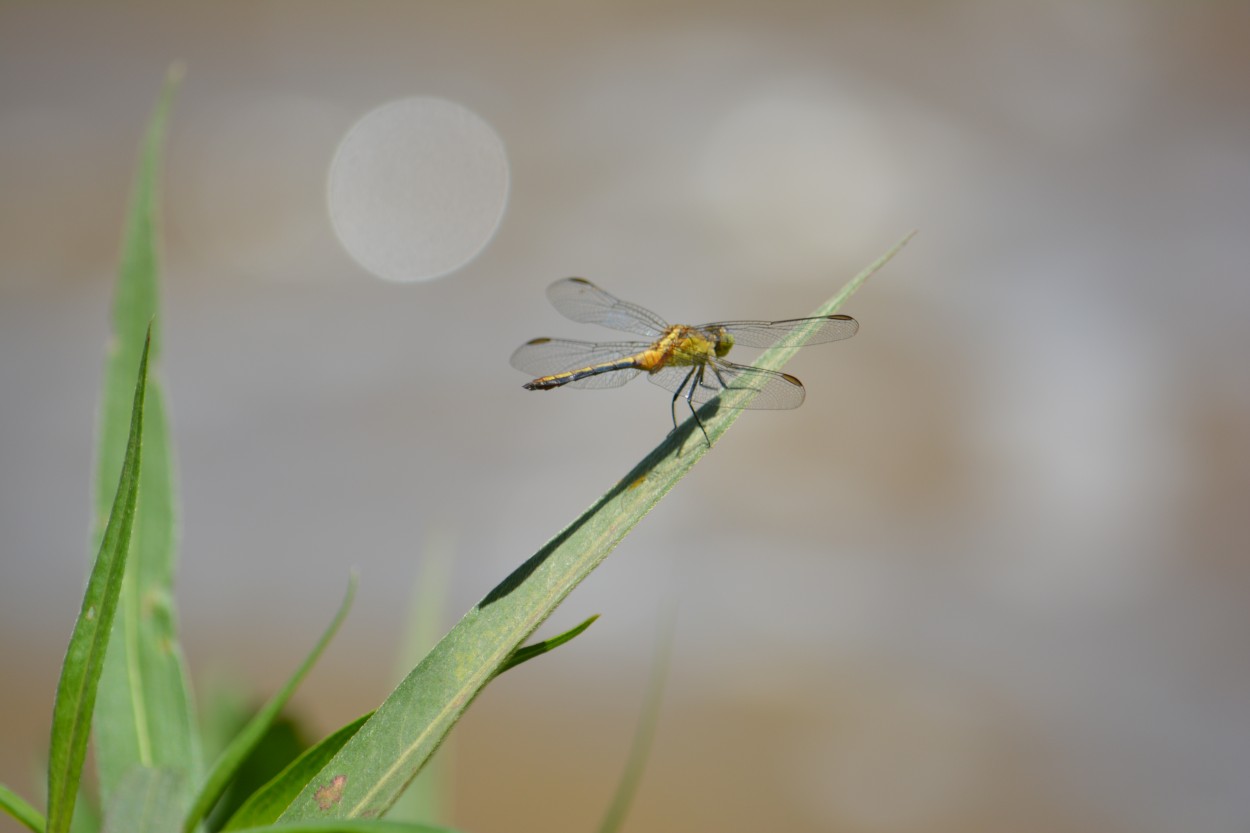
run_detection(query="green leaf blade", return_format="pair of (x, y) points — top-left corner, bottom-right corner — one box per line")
(1, 782), (47, 833)
(221, 714), (373, 832)
(92, 66), (200, 812)
(185, 576), (358, 832)
(494, 614), (599, 678)
(598, 607), (675, 833)
(47, 331), (151, 833)
(278, 235), (913, 822)
(386, 536), (456, 827)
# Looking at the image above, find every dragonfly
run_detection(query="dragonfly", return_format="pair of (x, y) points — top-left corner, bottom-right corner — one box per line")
(511, 277), (859, 444)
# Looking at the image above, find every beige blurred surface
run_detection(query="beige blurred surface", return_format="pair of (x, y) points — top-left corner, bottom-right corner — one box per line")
(3, 2), (1249, 832)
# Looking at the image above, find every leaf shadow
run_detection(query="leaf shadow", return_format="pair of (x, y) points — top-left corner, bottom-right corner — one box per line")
(477, 399), (721, 607)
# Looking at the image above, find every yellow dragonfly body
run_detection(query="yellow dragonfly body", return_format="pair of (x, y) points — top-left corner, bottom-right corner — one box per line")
(512, 277), (858, 441)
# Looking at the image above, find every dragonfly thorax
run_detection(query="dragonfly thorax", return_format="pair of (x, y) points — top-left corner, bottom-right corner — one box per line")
(656, 325), (724, 369)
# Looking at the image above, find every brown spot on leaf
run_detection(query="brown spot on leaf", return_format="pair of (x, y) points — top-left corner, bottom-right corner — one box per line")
(315, 774), (347, 810)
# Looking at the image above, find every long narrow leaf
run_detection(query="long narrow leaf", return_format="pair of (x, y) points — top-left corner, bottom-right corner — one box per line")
(184, 576), (358, 832)
(225, 611), (591, 828)
(221, 714), (373, 832)
(0, 782), (47, 833)
(279, 234), (914, 821)
(93, 66), (200, 810)
(598, 605), (675, 833)
(495, 614), (599, 678)
(46, 331), (151, 833)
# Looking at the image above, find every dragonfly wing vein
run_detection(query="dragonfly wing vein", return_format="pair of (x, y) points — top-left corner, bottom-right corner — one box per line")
(704, 316), (859, 348)
(510, 338), (649, 375)
(547, 277), (670, 337)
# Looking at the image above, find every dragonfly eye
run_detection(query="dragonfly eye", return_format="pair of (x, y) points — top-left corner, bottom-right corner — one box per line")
(714, 329), (734, 358)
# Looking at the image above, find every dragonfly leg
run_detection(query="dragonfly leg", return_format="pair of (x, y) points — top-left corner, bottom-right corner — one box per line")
(669, 367), (695, 432)
(687, 364), (711, 446)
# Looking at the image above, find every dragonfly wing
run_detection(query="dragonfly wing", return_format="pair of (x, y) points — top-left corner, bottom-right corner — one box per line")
(547, 278), (670, 338)
(511, 338), (648, 374)
(645, 359), (806, 409)
(510, 338), (646, 389)
(702, 315), (858, 348)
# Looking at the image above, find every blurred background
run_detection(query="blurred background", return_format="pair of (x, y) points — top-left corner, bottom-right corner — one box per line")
(2, 2), (1249, 832)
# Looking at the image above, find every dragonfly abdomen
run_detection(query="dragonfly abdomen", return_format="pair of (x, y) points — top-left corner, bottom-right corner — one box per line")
(524, 357), (642, 390)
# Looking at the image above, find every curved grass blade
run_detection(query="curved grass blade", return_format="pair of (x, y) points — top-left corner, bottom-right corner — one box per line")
(47, 331), (151, 833)
(598, 605), (675, 833)
(278, 234), (914, 822)
(93, 66), (201, 810)
(100, 766), (183, 833)
(0, 783), (46, 833)
(230, 614), (593, 829)
(221, 714), (373, 832)
(495, 614), (599, 678)
(184, 576), (358, 832)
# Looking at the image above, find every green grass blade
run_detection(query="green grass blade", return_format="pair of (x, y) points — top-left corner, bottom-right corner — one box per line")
(205, 714), (311, 831)
(92, 66), (201, 810)
(387, 533), (456, 827)
(597, 606), (675, 833)
(100, 767), (184, 833)
(221, 714), (373, 832)
(198, 679), (256, 783)
(184, 577), (358, 832)
(1, 782), (47, 832)
(277, 235), (913, 822)
(494, 614), (599, 678)
(46, 331), (151, 833)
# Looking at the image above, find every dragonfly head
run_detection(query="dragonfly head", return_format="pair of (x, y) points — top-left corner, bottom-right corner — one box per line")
(710, 326), (734, 358)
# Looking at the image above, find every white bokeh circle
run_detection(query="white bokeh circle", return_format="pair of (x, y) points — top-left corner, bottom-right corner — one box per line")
(328, 97), (509, 283)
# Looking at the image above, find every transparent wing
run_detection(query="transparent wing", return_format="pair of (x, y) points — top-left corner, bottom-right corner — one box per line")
(546, 278), (671, 338)
(511, 337), (649, 374)
(510, 337), (647, 389)
(645, 359), (807, 410)
(699, 315), (859, 348)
